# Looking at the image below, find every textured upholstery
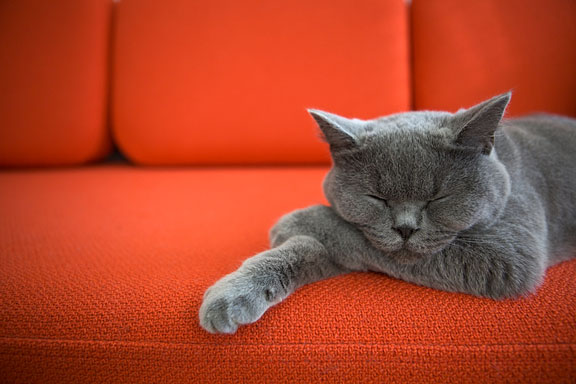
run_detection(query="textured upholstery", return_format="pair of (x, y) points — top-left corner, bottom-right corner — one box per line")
(0, 0), (111, 166)
(1, 167), (575, 383)
(412, 0), (576, 116)
(2, 0), (576, 382)
(112, 0), (410, 165)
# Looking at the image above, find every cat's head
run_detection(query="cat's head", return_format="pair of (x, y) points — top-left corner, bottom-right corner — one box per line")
(309, 93), (512, 264)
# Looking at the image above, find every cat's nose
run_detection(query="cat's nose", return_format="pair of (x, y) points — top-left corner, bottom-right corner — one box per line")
(393, 225), (417, 240)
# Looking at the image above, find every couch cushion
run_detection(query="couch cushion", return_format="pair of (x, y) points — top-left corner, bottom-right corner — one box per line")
(411, 0), (576, 116)
(0, 166), (574, 382)
(0, 0), (112, 167)
(112, 0), (410, 165)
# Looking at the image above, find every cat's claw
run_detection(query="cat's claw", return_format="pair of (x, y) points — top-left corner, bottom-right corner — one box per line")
(199, 272), (279, 334)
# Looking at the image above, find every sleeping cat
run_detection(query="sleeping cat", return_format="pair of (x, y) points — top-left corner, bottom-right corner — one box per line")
(199, 93), (576, 334)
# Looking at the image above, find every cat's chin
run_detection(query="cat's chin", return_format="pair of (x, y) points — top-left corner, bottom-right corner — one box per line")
(388, 249), (426, 265)
(365, 239), (426, 264)
(364, 235), (404, 254)
(369, 240), (448, 264)
(362, 231), (451, 262)
(404, 241), (449, 256)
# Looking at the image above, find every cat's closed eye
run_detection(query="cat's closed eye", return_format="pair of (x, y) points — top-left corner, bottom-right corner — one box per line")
(425, 194), (451, 208)
(366, 194), (389, 206)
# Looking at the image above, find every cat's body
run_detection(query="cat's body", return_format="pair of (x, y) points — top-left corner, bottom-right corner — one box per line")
(496, 114), (576, 264)
(199, 94), (576, 334)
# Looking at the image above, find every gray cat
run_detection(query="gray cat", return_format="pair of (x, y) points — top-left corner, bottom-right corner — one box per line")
(199, 93), (576, 334)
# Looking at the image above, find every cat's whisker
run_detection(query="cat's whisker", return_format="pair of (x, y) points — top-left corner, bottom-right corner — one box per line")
(456, 237), (520, 243)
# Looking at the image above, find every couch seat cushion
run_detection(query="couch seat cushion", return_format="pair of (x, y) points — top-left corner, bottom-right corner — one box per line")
(0, 166), (574, 382)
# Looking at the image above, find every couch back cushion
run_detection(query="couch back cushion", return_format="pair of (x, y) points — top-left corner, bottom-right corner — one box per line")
(0, 0), (112, 167)
(112, 0), (410, 165)
(412, 0), (576, 116)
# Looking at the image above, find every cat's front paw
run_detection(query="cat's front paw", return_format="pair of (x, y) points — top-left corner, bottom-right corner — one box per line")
(199, 272), (284, 334)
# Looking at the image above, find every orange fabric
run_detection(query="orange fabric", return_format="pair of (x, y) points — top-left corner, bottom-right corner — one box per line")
(1, 167), (574, 383)
(0, 0), (111, 167)
(112, 0), (410, 165)
(411, 0), (576, 116)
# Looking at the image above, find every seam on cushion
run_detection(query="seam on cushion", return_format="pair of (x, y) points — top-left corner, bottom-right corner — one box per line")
(1, 339), (575, 364)
(1, 336), (575, 349)
(2, 353), (574, 365)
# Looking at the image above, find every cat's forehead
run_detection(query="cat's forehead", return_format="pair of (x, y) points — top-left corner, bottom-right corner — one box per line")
(369, 110), (452, 134)
(358, 110), (456, 153)
(361, 141), (457, 199)
(334, 110), (466, 178)
(346, 112), (464, 198)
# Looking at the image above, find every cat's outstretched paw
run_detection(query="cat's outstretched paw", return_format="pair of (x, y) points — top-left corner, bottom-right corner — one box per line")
(199, 272), (284, 334)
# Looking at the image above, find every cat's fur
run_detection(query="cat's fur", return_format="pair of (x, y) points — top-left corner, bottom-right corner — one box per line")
(199, 93), (576, 334)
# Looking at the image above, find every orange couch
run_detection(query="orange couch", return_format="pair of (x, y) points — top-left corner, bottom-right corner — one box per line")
(1, 0), (575, 382)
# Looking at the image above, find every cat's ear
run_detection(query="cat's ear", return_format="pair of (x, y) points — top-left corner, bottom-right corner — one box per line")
(451, 92), (511, 155)
(308, 109), (364, 151)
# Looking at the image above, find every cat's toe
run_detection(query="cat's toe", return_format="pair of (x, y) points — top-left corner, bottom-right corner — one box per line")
(199, 296), (239, 334)
(199, 274), (273, 334)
